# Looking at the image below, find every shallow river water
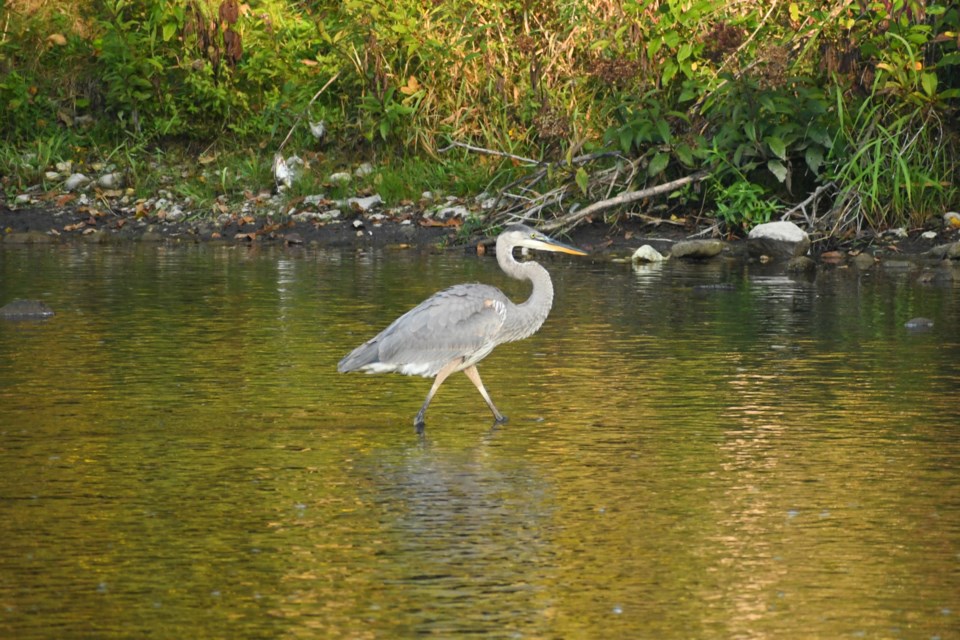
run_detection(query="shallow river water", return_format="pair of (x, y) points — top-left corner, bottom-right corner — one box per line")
(1, 242), (958, 639)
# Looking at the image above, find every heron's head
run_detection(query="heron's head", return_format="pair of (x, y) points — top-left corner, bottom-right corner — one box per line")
(501, 224), (588, 256)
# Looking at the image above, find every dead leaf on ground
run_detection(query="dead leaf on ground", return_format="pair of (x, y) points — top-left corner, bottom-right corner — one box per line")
(419, 218), (462, 228)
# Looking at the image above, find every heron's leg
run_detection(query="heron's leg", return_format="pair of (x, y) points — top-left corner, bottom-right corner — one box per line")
(463, 365), (507, 424)
(414, 359), (461, 433)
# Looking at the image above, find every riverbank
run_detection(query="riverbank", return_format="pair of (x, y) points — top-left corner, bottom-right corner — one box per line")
(4, 195), (959, 270)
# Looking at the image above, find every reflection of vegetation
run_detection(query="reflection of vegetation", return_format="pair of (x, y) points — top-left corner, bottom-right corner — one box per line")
(0, 247), (958, 636)
(1, 0), (957, 232)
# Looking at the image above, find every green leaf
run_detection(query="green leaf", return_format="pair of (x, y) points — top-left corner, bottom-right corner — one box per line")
(648, 152), (669, 177)
(662, 59), (678, 85)
(619, 128), (634, 154)
(808, 126), (831, 148)
(655, 119), (672, 144)
(921, 72), (937, 98)
(805, 145), (824, 175)
(766, 135), (787, 160)
(767, 159), (788, 183)
(575, 167), (590, 195)
(677, 43), (692, 62)
(162, 22), (177, 42)
(647, 39), (662, 59)
(675, 143), (695, 167)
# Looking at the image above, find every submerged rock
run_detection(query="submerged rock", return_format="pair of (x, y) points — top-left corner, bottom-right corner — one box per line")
(851, 252), (876, 270)
(0, 299), (55, 319)
(692, 283), (735, 295)
(924, 241), (960, 260)
(4, 231), (55, 244)
(670, 239), (724, 259)
(786, 256), (817, 273)
(747, 221), (810, 260)
(904, 317), (934, 331)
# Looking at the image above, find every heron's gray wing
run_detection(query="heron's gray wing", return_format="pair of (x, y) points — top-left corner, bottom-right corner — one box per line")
(340, 284), (509, 376)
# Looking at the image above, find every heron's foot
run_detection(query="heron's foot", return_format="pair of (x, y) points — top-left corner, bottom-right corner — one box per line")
(493, 413), (508, 425)
(414, 412), (426, 435)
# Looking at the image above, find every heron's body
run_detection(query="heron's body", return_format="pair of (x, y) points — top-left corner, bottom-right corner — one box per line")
(338, 224), (586, 432)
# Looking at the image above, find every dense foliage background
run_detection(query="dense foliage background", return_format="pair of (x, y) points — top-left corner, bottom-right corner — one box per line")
(2, 0), (958, 234)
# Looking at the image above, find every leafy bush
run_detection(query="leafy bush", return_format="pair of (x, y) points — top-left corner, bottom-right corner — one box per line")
(0, 0), (956, 234)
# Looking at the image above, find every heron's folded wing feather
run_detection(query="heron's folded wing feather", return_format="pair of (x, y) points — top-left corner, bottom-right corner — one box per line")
(376, 284), (507, 371)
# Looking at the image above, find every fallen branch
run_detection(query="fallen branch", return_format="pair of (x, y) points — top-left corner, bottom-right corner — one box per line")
(780, 181), (836, 227)
(538, 170), (710, 233)
(438, 141), (541, 166)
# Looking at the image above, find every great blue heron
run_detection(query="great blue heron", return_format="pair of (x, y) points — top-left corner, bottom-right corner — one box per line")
(338, 224), (588, 432)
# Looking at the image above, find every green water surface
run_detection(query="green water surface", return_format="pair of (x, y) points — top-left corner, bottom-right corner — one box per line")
(1, 243), (958, 639)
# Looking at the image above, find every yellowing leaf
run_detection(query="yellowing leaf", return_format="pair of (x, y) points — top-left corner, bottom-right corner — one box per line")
(300, 59), (318, 67)
(399, 75), (420, 95)
(789, 2), (800, 23)
(47, 33), (67, 46)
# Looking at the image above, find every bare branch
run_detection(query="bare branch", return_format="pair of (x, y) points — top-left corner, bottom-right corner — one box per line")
(538, 171), (710, 233)
(277, 71), (341, 155)
(438, 141), (542, 166)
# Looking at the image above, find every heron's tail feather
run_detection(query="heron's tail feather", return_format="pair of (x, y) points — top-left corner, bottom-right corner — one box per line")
(337, 339), (381, 373)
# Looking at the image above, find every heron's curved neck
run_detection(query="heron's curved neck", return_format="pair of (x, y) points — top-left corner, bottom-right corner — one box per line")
(497, 238), (554, 339)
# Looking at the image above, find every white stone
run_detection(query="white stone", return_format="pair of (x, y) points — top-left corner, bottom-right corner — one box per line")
(44, 171), (60, 181)
(354, 163), (374, 178)
(345, 194), (383, 212)
(64, 173), (91, 191)
(15, 193), (32, 204)
(747, 220), (810, 259)
(430, 205), (469, 220)
(55, 160), (72, 173)
(748, 220), (807, 243)
(328, 172), (352, 183)
(631, 244), (666, 262)
(97, 172), (124, 189)
(921, 231), (938, 240)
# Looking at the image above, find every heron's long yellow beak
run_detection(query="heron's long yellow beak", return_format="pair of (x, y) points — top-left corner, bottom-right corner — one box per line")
(529, 235), (588, 256)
